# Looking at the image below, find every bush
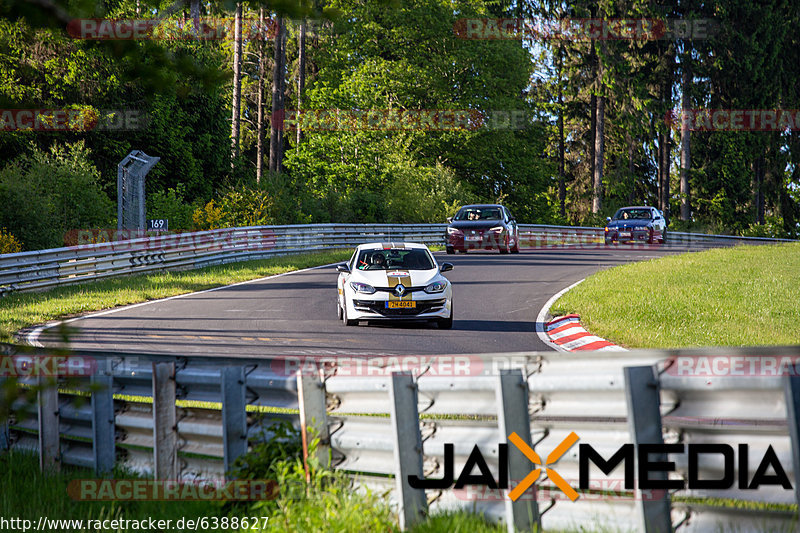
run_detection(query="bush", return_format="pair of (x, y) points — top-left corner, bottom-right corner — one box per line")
(0, 228), (22, 254)
(192, 187), (278, 229)
(192, 199), (224, 230)
(0, 142), (114, 250)
(385, 161), (476, 224)
(740, 216), (788, 239)
(147, 184), (199, 231)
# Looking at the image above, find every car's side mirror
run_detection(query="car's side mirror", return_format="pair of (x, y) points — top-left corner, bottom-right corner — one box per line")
(606, 217), (612, 223)
(440, 262), (454, 272)
(336, 263), (350, 273)
(446, 217), (453, 223)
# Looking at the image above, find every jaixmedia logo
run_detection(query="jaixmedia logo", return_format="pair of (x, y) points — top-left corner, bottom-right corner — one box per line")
(408, 433), (792, 501)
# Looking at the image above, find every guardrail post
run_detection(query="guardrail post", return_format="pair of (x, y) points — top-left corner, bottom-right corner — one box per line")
(91, 372), (115, 474)
(390, 372), (428, 530)
(221, 366), (248, 477)
(152, 362), (178, 480)
(783, 375), (800, 509)
(497, 369), (539, 532)
(298, 368), (330, 474)
(37, 376), (60, 472)
(624, 365), (671, 533)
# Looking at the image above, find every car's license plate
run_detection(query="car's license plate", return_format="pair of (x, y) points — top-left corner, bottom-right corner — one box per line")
(465, 235), (482, 241)
(620, 231), (631, 238)
(386, 301), (416, 309)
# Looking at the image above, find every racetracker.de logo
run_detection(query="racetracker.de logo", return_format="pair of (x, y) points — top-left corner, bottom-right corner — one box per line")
(270, 109), (529, 132)
(62, 228), (276, 254)
(454, 18), (717, 41)
(666, 109), (800, 132)
(67, 17), (278, 41)
(665, 355), (800, 377)
(67, 479), (279, 501)
(0, 355), (96, 377)
(0, 109), (148, 132)
(270, 355), (485, 377)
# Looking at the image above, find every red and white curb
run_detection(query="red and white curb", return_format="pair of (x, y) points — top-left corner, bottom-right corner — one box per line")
(545, 314), (626, 352)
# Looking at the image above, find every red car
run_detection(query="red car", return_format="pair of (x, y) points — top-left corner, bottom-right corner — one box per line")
(446, 204), (520, 254)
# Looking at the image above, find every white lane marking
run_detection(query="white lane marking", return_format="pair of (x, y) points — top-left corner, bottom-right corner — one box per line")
(26, 262), (340, 347)
(535, 279), (585, 352)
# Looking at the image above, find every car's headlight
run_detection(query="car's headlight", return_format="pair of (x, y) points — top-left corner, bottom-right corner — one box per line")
(489, 226), (504, 232)
(424, 281), (447, 294)
(447, 227), (462, 235)
(350, 282), (375, 294)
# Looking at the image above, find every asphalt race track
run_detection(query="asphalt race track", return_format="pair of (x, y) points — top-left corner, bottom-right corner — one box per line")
(38, 244), (694, 357)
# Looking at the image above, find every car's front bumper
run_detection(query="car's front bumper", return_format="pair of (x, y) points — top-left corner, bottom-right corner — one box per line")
(345, 293), (452, 320)
(447, 231), (505, 250)
(605, 228), (653, 242)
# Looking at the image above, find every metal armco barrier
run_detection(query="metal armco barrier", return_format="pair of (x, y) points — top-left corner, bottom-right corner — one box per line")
(0, 223), (792, 296)
(3, 345), (800, 532)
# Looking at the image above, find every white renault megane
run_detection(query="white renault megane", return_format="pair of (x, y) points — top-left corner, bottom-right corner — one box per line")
(336, 242), (454, 328)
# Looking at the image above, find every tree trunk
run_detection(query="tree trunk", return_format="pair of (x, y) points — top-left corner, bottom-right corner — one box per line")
(557, 46), (565, 217)
(230, 2), (242, 170)
(592, 94), (605, 214)
(297, 20), (306, 148)
(256, 7), (265, 184)
(679, 66), (691, 221)
(753, 156), (765, 224)
(627, 132), (636, 204)
(661, 128), (671, 222)
(679, 63), (691, 221)
(190, 0), (200, 38)
(269, 16), (286, 173)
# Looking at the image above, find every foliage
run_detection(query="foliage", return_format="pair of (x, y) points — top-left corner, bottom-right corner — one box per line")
(193, 199), (225, 230)
(147, 184), (199, 231)
(740, 216), (789, 239)
(385, 161), (477, 223)
(0, 451), (228, 529)
(192, 187), (278, 229)
(0, 228), (22, 254)
(248, 436), (398, 532)
(0, 141), (114, 250)
(230, 419), (303, 483)
(1, 0), (798, 248)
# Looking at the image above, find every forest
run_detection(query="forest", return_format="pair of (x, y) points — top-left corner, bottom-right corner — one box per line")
(0, 0), (798, 251)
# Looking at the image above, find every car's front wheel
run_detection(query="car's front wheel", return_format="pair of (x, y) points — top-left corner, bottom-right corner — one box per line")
(662, 229), (668, 244)
(337, 299), (343, 320)
(342, 301), (357, 326)
(446, 246), (455, 254)
(499, 234), (510, 254)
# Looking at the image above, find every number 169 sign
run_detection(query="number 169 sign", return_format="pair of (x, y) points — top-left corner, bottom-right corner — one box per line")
(147, 219), (168, 231)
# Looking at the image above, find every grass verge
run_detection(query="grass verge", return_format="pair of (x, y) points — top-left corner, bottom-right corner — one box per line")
(0, 450), (232, 531)
(0, 250), (352, 344)
(551, 243), (800, 348)
(1, 449), (506, 533)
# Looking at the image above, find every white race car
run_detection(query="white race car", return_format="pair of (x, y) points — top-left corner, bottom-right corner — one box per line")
(336, 242), (454, 328)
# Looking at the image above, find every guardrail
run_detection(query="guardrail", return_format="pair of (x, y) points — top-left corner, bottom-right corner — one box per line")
(1, 223), (792, 296)
(2, 345), (800, 532)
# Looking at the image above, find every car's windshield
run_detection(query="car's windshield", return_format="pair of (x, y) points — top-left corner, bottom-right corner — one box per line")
(355, 249), (435, 270)
(613, 209), (652, 220)
(453, 207), (502, 221)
